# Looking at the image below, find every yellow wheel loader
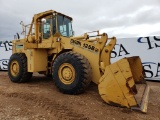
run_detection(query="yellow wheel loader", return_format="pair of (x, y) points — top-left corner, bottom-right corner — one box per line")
(8, 10), (150, 113)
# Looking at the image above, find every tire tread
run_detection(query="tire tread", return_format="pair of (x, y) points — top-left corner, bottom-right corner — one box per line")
(52, 51), (92, 94)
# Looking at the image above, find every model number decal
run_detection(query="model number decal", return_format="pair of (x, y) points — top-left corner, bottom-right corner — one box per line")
(83, 43), (95, 51)
(70, 39), (98, 52)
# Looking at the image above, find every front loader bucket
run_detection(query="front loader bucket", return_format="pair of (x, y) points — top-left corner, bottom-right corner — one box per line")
(98, 56), (150, 113)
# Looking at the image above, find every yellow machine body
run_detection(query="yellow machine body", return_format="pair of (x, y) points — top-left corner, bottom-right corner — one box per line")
(10, 10), (150, 113)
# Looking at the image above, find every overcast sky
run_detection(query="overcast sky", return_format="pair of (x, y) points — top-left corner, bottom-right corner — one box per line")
(0, 0), (160, 40)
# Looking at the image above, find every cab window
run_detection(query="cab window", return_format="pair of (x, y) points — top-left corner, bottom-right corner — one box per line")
(57, 15), (73, 37)
(43, 18), (51, 39)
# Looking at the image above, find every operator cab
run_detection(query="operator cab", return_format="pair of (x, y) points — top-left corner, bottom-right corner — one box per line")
(41, 12), (73, 40)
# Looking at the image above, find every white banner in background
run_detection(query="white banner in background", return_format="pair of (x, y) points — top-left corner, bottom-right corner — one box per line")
(0, 36), (159, 81)
(111, 36), (160, 81)
(0, 41), (12, 70)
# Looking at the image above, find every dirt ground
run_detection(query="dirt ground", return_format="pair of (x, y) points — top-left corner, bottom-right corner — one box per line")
(0, 71), (160, 120)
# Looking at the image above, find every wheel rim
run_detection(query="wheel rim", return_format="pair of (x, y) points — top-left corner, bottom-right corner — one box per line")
(58, 63), (75, 84)
(10, 60), (20, 77)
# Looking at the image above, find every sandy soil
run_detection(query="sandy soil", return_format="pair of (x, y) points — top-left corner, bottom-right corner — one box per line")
(0, 71), (160, 120)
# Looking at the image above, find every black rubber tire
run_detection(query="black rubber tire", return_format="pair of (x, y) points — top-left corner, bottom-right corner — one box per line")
(8, 53), (33, 83)
(52, 51), (92, 94)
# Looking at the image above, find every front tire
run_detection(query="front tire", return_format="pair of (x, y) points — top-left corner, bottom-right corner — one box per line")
(8, 53), (32, 83)
(52, 51), (92, 94)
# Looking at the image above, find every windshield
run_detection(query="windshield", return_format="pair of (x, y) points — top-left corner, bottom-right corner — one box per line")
(57, 15), (73, 37)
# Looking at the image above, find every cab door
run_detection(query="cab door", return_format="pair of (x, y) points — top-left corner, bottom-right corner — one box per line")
(38, 16), (56, 48)
(42, 17), (51, 39)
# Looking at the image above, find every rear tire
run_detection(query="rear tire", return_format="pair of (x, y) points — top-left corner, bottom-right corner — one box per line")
(52, 51), (92, 94)
(8, 53), (32, 83)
